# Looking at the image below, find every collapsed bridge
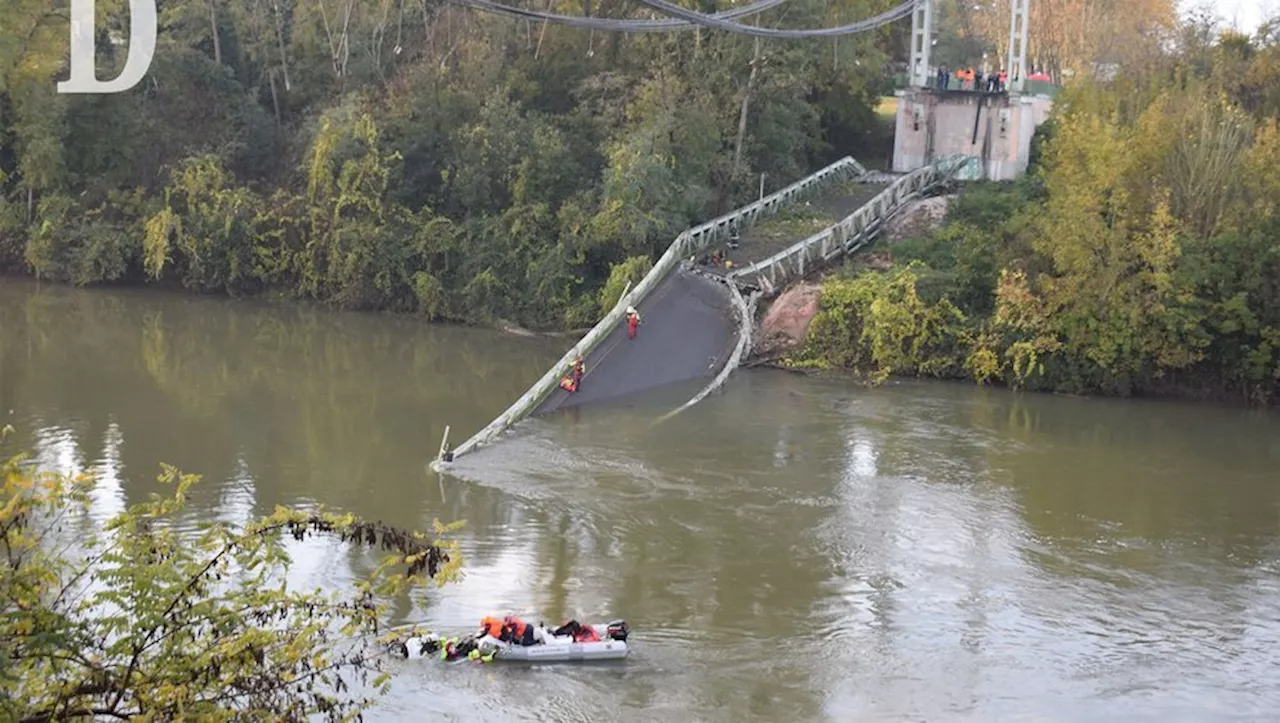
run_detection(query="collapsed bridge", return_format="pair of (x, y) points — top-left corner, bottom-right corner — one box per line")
(435, 153), (977, 464)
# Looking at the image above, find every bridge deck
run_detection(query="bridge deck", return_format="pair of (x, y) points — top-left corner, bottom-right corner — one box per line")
(535, 183), (889, 414)
(708, 181), (890, 272)
(534, 267), (738, 414)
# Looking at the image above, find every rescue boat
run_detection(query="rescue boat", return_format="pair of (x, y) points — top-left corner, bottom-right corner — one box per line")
(391, 620), (631, 663)
(483, 620), (630, 662)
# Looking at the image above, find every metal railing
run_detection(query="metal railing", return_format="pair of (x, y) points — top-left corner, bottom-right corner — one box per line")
(652, 271), (760, 425)
(729, 154), (977, 293)
(442, 155), (872, 462)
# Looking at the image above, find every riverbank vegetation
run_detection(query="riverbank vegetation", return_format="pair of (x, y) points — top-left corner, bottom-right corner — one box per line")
(793, 17), (1280, 404)
(0, 0), (909, 330)
(1, 430), (462, 720)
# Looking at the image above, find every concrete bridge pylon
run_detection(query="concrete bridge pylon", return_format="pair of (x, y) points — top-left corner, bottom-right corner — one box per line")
(895, 0), (1048, 181)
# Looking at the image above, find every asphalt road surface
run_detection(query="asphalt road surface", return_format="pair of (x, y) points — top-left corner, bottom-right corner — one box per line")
(534, 267), (738, 414)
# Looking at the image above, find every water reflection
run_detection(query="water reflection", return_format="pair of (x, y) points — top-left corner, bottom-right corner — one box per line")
(1, 279), (564, 521)
(5, 280), (1280, 721)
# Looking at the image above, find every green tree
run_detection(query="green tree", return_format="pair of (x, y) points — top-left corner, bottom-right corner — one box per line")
(1, 431), (462, 721)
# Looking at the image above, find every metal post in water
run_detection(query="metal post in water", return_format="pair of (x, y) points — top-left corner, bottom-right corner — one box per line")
(437, 425), (451, 463)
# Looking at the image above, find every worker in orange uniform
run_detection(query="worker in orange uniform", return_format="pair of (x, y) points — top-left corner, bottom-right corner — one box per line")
(559, 355), (586, 393)
(502, 615), (537, 646)
(626, 306), (642, 340)
(480, 616), (505, 639)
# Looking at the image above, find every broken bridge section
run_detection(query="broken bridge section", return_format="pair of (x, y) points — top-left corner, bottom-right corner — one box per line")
(535, 267), (737, 414)
(445, 155), (871, 461)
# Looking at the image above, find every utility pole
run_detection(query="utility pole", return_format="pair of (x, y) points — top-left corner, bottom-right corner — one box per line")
(909, 0), (933, 88)
(1006, 0), (1031, 92)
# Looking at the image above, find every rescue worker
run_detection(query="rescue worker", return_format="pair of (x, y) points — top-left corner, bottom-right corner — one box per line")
(502, 615), (537, 646)
(552, 619), (601, 642)
(439, 635), (493, 663)
(626, 306), (641, 340)
(571, 355), (585, 390)
(480, 616), (504, 639)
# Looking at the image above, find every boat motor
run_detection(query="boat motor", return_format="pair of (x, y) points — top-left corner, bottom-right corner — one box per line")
(605, 620), (630, 642)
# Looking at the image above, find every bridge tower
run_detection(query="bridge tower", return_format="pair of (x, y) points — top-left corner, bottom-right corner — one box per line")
(908, 0), (934, 89)
(1006, 0), (1031, 93)
(893, 0), (1051, 181)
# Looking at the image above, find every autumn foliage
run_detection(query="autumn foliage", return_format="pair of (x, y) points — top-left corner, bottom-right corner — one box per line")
(0, 428), (463, 721)
(797, 22), (1280, 404)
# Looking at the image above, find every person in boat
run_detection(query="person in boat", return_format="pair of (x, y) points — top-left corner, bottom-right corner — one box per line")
(480, 614), (537, 646)
(480, 615), (505, 640)
(503, 615), (538, 646)
(625, 306), (641, 340)
(552, 619), (601, 643)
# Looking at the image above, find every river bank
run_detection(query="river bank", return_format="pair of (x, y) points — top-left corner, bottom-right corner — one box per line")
(748, 164), (1279, 408)
(763, 72), (1280, 408)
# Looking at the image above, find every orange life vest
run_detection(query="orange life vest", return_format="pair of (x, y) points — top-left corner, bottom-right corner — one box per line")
(481, 616), (504, 638)
(504, 617), (529, 638)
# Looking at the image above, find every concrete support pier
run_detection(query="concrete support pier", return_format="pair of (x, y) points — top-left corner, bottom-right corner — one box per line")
(892, 88), (1052, 181)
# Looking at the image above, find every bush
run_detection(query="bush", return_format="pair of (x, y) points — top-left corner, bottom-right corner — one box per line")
(0, 430), (463, 721)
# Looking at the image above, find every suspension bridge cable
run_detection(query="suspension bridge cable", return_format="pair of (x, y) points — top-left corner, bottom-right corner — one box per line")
(453, 0), (792, 32)
(453, 0), (918, 37)
(627, 0), (918, 37)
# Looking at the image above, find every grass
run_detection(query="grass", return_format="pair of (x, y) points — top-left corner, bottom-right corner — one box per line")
(875, 96), (899, 122)
(746, 206), (833, 244)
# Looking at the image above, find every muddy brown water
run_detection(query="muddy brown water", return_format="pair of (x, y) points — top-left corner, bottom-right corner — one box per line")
(3, 278), (1279, 722)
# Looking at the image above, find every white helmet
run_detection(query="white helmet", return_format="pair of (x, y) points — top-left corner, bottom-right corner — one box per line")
(626, 306), (637, 315)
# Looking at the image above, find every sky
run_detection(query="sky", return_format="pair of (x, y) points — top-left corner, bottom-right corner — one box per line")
(1192, 0), (1279, 33)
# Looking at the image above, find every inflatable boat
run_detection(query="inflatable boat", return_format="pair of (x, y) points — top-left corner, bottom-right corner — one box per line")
(389, 620), (630, 663)
(483, 621), (630, 662)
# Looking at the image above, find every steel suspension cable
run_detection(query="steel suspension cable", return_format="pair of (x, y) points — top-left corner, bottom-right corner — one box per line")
(453, 0), (918, 37)
(627, 0), (917, 37)
(454, 0), (792, 32)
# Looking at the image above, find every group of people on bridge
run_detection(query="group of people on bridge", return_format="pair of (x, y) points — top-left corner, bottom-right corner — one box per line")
(934, 66), (1055, 93)
(936, 66), (1008, 93)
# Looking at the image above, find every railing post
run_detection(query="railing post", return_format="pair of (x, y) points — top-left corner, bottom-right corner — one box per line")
(436, 425), (452, 463)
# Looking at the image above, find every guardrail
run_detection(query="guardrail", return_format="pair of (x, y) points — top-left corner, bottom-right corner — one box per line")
(652, 270), (760, 425)
(729, 154), (977, 293)
(442, 155), (872, 462)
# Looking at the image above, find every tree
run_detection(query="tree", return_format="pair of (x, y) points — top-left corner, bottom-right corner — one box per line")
(1, 429), (463, 721)
(965, 0), (1177, 80)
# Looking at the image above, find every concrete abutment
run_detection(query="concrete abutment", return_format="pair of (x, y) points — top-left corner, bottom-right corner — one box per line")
(893, 88), (1052, 181)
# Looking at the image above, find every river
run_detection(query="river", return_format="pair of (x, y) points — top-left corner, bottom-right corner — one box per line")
(3, 278), (1279, 722)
